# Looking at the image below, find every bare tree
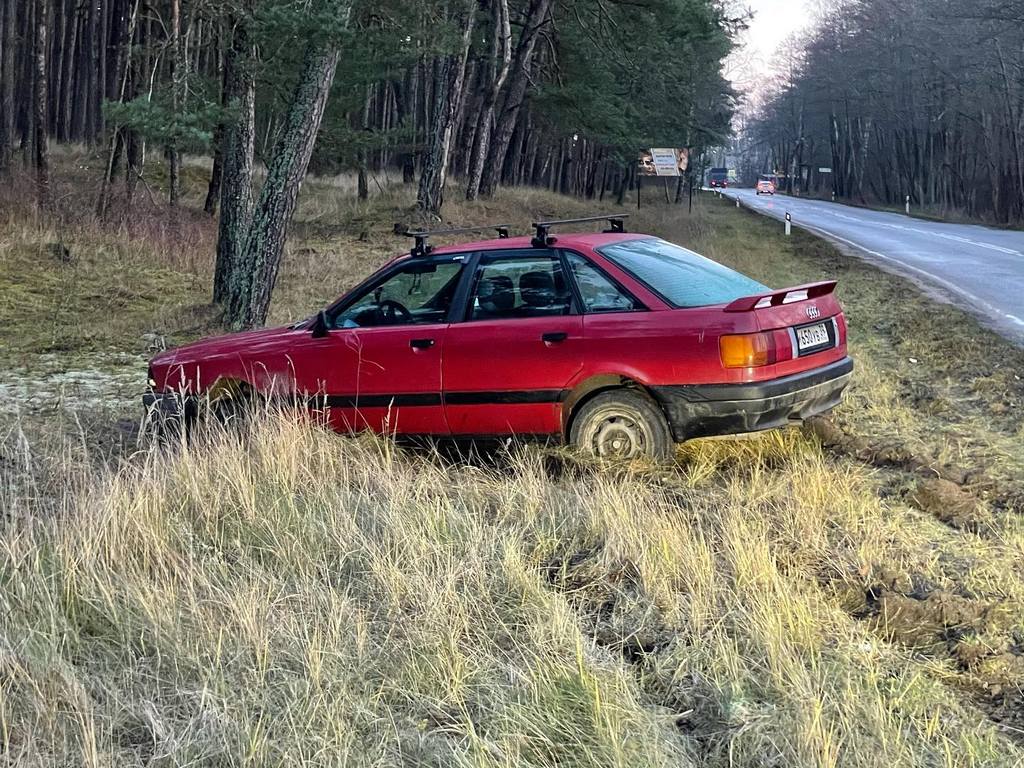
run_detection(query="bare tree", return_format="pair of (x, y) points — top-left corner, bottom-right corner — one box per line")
(0, 0), (14, 177)
(168, 0), (183, 205)
(218, 3), (350, 329)
(479, 0), (552, 197)
(416, 0), (476, 214)
(213, 13), (255, 307)
(465, 0), (511, 201)
(33, 0), (50, 211)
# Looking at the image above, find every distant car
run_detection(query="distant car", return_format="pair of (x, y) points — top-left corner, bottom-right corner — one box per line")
(756, 177), (776, 195)
(709, 167), (729, 188)
(145, 216), (852, 460)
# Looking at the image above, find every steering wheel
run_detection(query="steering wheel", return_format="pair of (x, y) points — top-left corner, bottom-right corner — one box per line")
(377, 299), (414, 325)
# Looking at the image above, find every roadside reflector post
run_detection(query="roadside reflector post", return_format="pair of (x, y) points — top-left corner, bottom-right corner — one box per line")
(785, 212), (792, 236)
(735, 198), (740, 208)
(905, 194), (911, 215)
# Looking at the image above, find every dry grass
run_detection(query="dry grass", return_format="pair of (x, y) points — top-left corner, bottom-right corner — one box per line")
(3, 416), (1021, 766)
(2, 149), (1023, 766)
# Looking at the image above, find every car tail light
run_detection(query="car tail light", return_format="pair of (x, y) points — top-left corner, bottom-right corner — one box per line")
(720, 332), (778, 368)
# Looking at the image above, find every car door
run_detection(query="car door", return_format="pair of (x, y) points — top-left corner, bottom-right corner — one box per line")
(442, 249), (583, 436)
(288, 254), (467, 435)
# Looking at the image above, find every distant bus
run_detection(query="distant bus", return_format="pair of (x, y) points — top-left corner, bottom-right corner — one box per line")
(708, 167), (729, 188)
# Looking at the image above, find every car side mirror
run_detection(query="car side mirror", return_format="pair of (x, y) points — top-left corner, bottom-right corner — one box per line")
(310, 309), (330, 338)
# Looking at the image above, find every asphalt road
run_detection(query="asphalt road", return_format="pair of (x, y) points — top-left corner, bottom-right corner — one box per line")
(719, 187), (1024, 346)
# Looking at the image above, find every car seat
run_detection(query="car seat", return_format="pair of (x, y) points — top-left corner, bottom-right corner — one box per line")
(475, 274), (515, 318)
(519, 270), (568, 315)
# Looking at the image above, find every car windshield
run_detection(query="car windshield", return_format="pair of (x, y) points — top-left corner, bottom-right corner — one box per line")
(596, 238), (769, 308)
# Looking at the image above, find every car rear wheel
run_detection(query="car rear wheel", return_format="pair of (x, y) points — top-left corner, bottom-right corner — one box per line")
(569, 389), (673, 461)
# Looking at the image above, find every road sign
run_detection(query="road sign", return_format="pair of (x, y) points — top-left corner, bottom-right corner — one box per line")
(818, 167), (833, 173)
(640, 148), (688, 177)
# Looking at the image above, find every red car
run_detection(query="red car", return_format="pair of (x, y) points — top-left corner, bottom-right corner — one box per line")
(145, 215), (852, 459)
(756, 176), (776, 195)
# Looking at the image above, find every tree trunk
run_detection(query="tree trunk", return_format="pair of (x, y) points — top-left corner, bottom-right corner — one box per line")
(33, 0), (49, 211)
(57, 0), (77, 140)
(125, 8), (150, 207)
(465, 0), (510, 200)
(204, 31), (228, 216)
(358, 84), (372, 200)
(97, 0), (140, 219)
(168, 0), (182, 205)
(479, 0), (551, 197)
(213, 15), (255, 307)
(0, 0), (15, 177)
(205, 128), (224, 214)
(416, 0), (475, 215)
(225, 35), (343, 329)
(85, 0), (98, 142)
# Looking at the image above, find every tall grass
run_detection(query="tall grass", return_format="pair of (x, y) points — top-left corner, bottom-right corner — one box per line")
(2, 415), (1019, 766)
(4, 152), (1024, 766)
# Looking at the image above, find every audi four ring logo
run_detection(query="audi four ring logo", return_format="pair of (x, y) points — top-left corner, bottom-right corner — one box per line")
(806, 306), (821, 319)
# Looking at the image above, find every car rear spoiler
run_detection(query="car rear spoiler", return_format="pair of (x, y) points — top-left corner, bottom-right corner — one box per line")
(723, 280), (837, 312)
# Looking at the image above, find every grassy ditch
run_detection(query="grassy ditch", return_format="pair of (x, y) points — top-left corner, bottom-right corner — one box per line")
(1, 152), (1023, 765)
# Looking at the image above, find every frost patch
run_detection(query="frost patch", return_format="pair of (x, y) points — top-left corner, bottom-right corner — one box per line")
(0, 352), (146, 415)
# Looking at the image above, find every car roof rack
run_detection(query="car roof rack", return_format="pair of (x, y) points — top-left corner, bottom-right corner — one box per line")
(531, 213), (629, 247)
(405, 224), (512, 257)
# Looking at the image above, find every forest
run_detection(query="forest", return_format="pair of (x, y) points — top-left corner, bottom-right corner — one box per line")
(0, 0), (737, 327)
(742, 0), (1024, 224)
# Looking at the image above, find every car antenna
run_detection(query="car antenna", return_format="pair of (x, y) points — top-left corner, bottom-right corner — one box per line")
(531, 214), (629, 248)
(404, 224), (513, 257)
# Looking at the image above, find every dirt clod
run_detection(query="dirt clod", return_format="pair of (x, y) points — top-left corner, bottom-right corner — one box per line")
(872, 589), (998, 648)
(910, 477), (993, 533)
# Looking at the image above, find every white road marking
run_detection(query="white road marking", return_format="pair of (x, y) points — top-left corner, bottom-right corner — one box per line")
(727, 191), (1024, 332)
(748, 192), (1024, 257)
(793, 221), (1024, 329)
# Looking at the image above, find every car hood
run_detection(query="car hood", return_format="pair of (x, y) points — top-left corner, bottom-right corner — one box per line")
(151, 324), (305, 366)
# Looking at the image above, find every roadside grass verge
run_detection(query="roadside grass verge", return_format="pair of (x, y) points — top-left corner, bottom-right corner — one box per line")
(2, 415), (1021, 766)
(2, 154), (1024, 763)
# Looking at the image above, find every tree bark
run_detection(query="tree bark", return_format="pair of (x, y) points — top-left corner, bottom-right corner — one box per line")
(33, 0), (50, 211)
(97, 0), (140, 218)
(416, 0), (476, 215)
(0, 0), (15, 177)
(465, 0), (510, 200)
(225, 33), (343, 329)
(204, 30), (228, 216)
(358, 84), (372, 200)
(213, 15), (255, 307)
(57, 0), (77, 140)
(168, 0), (183, 205)
(85, 0), (98, 142)
(479, 0), (551, 197)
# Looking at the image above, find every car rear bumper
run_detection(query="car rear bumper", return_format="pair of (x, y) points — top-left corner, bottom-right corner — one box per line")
(651, 356), (853, 441)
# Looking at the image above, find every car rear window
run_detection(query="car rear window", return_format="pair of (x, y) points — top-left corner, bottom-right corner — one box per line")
(596, 238), (768, 308)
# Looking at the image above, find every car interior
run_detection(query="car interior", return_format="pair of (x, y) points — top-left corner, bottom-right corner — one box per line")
(470, 266), (572, 320)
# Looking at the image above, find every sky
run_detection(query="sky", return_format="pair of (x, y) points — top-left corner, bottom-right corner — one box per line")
(726, 0), (817, 100)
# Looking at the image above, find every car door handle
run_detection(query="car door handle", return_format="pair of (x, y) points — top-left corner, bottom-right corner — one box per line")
(541, 332), (568, 344)
(409, 338), (435, 350)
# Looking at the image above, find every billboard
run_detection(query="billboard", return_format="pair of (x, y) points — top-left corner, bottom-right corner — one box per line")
(639, 148), (688, 177)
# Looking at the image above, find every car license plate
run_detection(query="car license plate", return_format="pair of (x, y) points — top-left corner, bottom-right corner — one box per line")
(796, 322), (830, 351)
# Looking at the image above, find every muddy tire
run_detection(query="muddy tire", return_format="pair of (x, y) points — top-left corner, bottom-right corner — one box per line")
(569, 389), (673, 461)
(211, 389), (255, 429)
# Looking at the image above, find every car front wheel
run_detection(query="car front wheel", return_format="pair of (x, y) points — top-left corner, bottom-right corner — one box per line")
(569, 389), (673, 461)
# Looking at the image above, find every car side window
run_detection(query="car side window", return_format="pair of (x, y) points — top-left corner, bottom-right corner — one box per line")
(332, 259), (464, 328)
(565, 252), (642, 313)
(468, 253), (572, 321)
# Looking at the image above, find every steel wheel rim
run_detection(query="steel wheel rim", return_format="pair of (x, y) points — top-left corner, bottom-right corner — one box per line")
(583, 406), (651, 459)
